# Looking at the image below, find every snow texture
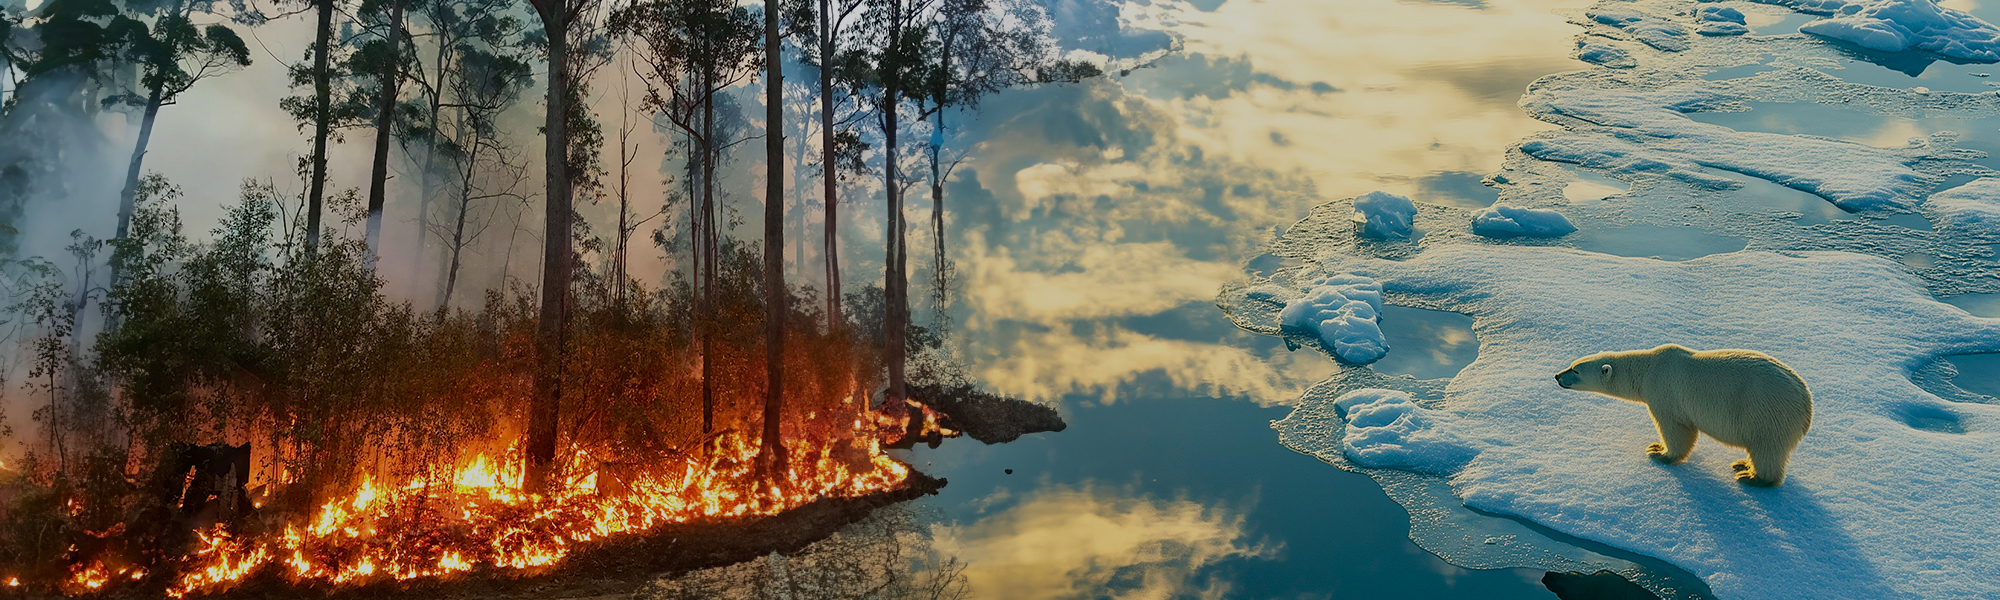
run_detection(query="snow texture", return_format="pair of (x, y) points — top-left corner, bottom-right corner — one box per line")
(1590, 8), (1692, 51)
(1352, 191), (1417, 240)
(1271, 244), (2000, 600)
(1755, 0), (1855, 14)
(1577, 41), (1637, 68)
(1471, 205), (1579, 238)
(1698, 5), (1751, 36)
(1791, 0), (2000, 62)
(1523, 88), (1934, 211)
(1520, 134), (1742, 190)
(1927, 177), (2000, 235)
(1333, 389), (1476, 474)
(1278, 274), (1389, 365)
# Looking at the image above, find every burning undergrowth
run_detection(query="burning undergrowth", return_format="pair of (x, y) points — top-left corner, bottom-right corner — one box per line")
(0, 178), (976, 597)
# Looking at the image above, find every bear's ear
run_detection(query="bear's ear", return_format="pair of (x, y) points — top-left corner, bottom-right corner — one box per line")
(1600, 364), (1613, 376)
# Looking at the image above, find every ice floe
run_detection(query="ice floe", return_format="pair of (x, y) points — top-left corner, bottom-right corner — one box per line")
(1523, 88), (1936, 211)
(1352, 191), (1417, 240)
(1333, 389), (1476, 474)
(1471, 205), (1579, 238)
(1260, 244), (2000, 600)
(1776, 0), (2000, 62)
(1698, 5), (1751, 36)
(1926, 177), (2000, 236)
(1278, 274), (1389, 365)
(1591, 7), (1692, 51)
(1577, 41), (1638, 68)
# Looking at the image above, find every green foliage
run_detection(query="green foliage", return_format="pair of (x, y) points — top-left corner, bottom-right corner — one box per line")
(1036, 57), (1101, 84)
(608, 0), (763, 126)
(16, 0), (143, 80)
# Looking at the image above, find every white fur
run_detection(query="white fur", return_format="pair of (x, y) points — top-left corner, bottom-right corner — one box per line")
(1556, 344), (1813, 486)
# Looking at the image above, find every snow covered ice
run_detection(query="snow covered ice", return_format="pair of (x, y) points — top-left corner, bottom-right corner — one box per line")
(1471, 205), (1577, 238)
(1521, 88), (1936, 211)
(1589, 8), (1692, 51)
(1697, 5), (1750, 36)
(1782, 0), (2000, 62)
(1577, 41), (1637, 68)
(1219, 0), (2000, 597)
(1926, 178), (2000, 236)
(1277, 274), (1390, 365)
(1332, 389), (1475, 474)
(1257, 245), (2000, 600)
(1351, 191), (1416, 240)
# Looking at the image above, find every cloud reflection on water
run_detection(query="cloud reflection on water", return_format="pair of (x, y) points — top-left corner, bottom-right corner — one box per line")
(933, 482), (1275, 600)
(950, 0), (1582, 405)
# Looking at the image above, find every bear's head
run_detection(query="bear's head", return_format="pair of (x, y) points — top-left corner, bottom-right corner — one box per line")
(1555, 352), (1618, 394)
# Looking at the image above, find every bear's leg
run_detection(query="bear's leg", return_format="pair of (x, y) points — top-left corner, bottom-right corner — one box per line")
(1646, 416), (1696, 464)
(1734, 443), (1790, 487)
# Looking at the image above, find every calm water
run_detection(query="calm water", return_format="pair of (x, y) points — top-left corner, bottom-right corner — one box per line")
(892, 0), (1590, 593)
(871, 0), (2000, 596)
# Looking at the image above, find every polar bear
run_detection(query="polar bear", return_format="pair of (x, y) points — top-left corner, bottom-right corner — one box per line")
(1555, 344), (1812, 487)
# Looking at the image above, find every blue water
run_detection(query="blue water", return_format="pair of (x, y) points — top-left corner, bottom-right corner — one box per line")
(911, 396), (1556, 599)
(1942, 353), (2000, 398)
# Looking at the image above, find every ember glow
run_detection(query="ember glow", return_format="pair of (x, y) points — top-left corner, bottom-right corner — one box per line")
(142, 409), (930, 598)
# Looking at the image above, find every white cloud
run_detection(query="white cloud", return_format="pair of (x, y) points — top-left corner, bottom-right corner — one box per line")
(933, 482), (1276, 600)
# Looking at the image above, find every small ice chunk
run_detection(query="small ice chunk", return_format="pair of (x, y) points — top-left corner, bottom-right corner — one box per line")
(1279, 274), (1389, 364)
(1471, 205), (1579, 238)
(1928, 177), (2000, 235)
(1588, 8), (1691, 51)
(1796, 0), (2000, 62)
(1700, 22), (1751, 36)
(1699, 5), (1748, 23)
(1766, 0), (1855, 14)
(1332, 389), (1477, 473)
(1576, 42), (1636, 68)
(1697, 5), (1749, 35)
(1244, 283), (1293, 302)
(1352, 191), (1417, 240)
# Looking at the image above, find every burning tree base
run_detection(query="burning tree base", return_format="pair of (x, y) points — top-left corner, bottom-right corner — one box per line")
(194, 471), (947, 600)
(33, 411), (951, 599)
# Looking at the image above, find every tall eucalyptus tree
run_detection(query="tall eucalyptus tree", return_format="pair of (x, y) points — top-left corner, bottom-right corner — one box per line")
(611, 0), (760, 435)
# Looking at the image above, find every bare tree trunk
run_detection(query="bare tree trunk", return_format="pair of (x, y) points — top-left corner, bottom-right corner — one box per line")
(759, 0), (787, 475)
(819, 0), (842, 328)
(615, 140), (628, 310)
(441, 191), (468, 306)
(306, 0), (334, 252)
(115, 86), (164, 241)
(929, 100), (944, 334)
(884, 88), (906, 411)
(700, 68), (717, 435)
(526, 3), (569, 493)
(364, 0), (406, 267)
(410, 39), (451, 298)
(441, 138), (478, 307)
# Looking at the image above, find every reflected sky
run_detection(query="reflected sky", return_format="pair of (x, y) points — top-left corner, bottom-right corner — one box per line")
(922, 0), (1591, 597)
(932, 481), (1273, 599)
(948, 0), (1584, 404)
(909, 395), (1553, 599)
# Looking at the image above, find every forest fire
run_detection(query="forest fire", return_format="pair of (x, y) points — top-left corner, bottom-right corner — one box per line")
(33, 404), (955, 598)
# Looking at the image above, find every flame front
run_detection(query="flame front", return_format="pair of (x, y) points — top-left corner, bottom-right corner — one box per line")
(163, 416), (914, 597)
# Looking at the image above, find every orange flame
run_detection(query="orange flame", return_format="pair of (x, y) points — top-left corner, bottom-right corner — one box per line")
(162, 413), (914, 597)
